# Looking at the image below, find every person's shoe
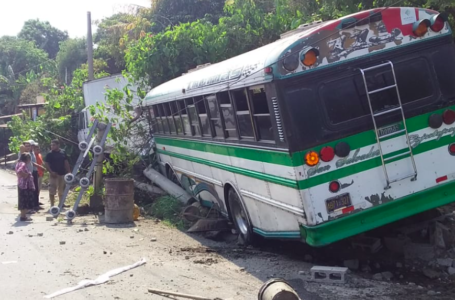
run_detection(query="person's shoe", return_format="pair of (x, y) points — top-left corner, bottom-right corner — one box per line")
(20, 217), (33, 222)
(28, 210), (36, 214)
(38, 202), (44, 205)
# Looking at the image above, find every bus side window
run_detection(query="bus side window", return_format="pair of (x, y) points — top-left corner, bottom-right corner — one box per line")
(218, 91), (238, 139)
(186, 98), (201, 136)
(164, 103), (176, 134)
(207, 94), (224, 137)
(178, 100), (191, 135)
(195, 96), (211, 136)
(231, 89), (254, 139)
(157, 104), (168, 133)
(170, 101), (183, 135)
(249, 86), (274, 141)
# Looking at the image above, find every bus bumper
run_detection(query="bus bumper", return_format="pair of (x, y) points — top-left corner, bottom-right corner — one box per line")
(300, 180), (455, 247)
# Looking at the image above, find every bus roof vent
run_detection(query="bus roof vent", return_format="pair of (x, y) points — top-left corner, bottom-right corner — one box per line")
(182, 63), (211, 76)
(280, 20), (326, 39)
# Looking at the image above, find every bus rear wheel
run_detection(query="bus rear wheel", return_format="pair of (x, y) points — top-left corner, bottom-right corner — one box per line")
(228, 188), (256, 245)
(166, 167), (180, 186)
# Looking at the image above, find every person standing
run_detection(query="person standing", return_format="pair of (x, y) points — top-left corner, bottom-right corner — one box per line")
(33, 143), (45, 202)
(16, 153), (35, 221)
(45, 140), (71, 207)
(22, 140), (40, 210)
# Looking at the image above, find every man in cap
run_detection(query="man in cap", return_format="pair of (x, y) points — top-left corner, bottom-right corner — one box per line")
(45, 139), (70, 207)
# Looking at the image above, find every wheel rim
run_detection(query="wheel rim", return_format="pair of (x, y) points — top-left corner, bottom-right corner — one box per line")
(232, 199), (248, 235)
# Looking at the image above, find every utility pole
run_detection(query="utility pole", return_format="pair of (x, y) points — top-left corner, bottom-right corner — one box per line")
(87, 11), (103, 208)
(87, 11), (94, 81)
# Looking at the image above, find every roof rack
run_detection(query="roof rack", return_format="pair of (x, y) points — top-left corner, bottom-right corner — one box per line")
(280, 20), (326, 39)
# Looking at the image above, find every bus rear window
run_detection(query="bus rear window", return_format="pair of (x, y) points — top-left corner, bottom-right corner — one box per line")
(322, 58), (434, 125)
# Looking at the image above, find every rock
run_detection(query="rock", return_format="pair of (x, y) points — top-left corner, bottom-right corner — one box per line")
(6, 231), (13, 235)
(130, 236), (134, 239)
(404, 243), (435, 262)
(437, 258), (453, 267)
(373, 273), (383, 281)
(298, 271), (306, 275)
(46, 216), (53, 221)
(381, 271), (394, 281)
(84, 228), (89, 232)
(37, 233), (43, 237)
(239, 268), (246, 272)
(447, 267), (455, 275)
(77, 229), (83, 233)
(427, 291), (437, 296)
(423, 268), (440, 279)
(304, 254), (313, 262)
(60, 241), (66, 245)
(151, 238), (157, 242)
(344, 259), (360, 270)
(396, 262), (403, 268)
(103, 251), (107, 255)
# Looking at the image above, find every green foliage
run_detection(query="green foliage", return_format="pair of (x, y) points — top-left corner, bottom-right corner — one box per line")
(147, 195), (185, 229)
(56, 38), (87, 83)
(18, 19), (69, 59)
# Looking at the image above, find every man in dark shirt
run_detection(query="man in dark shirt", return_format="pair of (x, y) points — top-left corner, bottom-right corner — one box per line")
(45, 139), (70, 207)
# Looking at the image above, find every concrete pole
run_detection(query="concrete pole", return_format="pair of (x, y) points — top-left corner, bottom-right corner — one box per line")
(87, 11), (94, 81)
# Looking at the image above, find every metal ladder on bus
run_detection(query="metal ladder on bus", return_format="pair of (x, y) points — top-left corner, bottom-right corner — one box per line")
(359, 61), (418, 190)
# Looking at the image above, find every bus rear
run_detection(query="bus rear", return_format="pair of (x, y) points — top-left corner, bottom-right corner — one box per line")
(272, 8), (455, 246)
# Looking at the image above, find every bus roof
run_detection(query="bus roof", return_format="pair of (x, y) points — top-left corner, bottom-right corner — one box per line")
(145, 7), (447, 105)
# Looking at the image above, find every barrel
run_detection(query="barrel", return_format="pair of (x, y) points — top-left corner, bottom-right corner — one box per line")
(104, 178), (135, 224)
(258, 279), (301, 300)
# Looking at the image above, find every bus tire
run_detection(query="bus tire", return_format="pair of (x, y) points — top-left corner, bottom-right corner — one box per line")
(166, 166), (180, 187)
(227, 188), (256, 246)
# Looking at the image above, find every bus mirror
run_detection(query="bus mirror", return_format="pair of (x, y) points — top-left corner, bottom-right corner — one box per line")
(413, 19), (430, 37)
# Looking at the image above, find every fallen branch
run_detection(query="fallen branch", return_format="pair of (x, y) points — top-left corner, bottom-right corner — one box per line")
(147, 288), (222, 300)
(143, 165), (194, 204)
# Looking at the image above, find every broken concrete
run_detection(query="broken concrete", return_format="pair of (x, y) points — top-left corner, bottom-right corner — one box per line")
(383, 235), (411, 254)
(437, 258), (453, 267)
(343, 259), (359, 270)
(351, 236), (382, 253)
(404, 243), (435, 261)
(423, 268), (440, 279)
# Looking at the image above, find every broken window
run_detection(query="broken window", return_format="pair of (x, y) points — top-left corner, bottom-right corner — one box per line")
(232, 89), (254, 139)
(218, 91), (238, 139)
(250, 86), (274, 141)
(207, 94), (224, 137)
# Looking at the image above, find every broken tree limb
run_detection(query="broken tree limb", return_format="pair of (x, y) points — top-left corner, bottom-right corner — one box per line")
(143, 165), (194, 204)
(147, 288), (221, 300)
(134, 180), (166, 196)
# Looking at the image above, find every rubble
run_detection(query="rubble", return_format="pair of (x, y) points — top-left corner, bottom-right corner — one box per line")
(351, 236), (382, 253)
(60, 241), (66, 245)
(343, 259), (359, 270)
(436, 258), (453, 267)
(37, 233), (43, 237)
(6, 231), (13, 235)
(404, 243), (435, 261)
(423, 268), (440, 279)
(381, 271), (394, 281)
(46, 216), (53, 221)
(310, 266), (348, 284)
(448, 267), (455, 275)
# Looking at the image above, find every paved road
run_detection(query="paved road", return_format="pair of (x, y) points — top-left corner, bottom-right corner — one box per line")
(0, 169), (262, 300)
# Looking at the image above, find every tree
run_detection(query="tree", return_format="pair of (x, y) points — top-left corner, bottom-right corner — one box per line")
(18, 19), (69, 59)
(56, 38), (87, 83)
(149, 0), (226, 32)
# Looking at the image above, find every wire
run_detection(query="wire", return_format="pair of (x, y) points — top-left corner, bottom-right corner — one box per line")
(144, 0), (407, 130)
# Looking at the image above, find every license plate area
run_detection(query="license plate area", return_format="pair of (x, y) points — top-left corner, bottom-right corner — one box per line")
(325, 193), (352, 213)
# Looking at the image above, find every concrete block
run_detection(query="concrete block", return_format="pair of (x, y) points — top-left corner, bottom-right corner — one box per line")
(437, 258), (453, 267)
(404, 243), (435, 261)
(351, 236), (382, 253)
(310, 266), (348, 284)
(46, 216), (53, 221)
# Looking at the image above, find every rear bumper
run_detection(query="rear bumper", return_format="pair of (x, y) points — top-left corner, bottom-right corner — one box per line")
(300, 180), (455, 247)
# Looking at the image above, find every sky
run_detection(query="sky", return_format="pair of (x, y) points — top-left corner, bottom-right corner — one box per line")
(0, 0), (151, 38)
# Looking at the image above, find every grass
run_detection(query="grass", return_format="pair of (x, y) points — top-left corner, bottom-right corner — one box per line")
(66, 189), (90, 208)
(146, 195), (186, 229)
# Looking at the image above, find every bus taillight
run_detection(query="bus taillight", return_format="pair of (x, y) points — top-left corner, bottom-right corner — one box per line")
(320, 146), (335, 162)
(413, 19), (431, 37)
(430, 14), (446, 32)
(305, 151), (319, 166)
(335, 142), (350, 158)
(329, 181), (340, 193)
(443, 109), (455, 125)
(449, 143), (455, 156)
(429, 113), (443, 129)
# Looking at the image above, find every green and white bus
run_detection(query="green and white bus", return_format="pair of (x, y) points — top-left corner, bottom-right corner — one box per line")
(144, 7), (455, 247)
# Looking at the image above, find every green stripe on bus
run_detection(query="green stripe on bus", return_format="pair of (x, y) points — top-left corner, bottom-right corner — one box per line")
(155, 137), (294, 166)
(302, 179), (455, 247)
(157, 149), (299, 189)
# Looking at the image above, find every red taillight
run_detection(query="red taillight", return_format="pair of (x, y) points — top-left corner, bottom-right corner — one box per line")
(431, 14), (445, 32)
(443, 109), (455, 125)
(449, 143), (455, 156)
(264, 67), (273, 74)
(428, 113), (443, 129)
(329, 181), (340, 193)
(320, 146), (335, 162)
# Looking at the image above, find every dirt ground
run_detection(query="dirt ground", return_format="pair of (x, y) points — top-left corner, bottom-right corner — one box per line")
(1, 168), (454, 300)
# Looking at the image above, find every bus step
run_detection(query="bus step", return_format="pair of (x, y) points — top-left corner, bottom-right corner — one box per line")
(368, 84), (397, 95)
(373, 106), (401, 117)
(378, 129), (406, 140)
(384, 151), (411, 162)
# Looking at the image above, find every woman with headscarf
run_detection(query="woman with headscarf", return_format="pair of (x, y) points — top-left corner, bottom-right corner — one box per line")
(15, 153), (35, 221)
